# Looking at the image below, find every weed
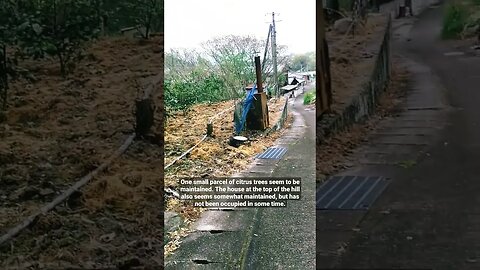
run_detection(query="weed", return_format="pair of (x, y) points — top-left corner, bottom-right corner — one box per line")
(398, 159), (417, 169)
(442, 3), (469, 39)
(303, 90), (316, 105)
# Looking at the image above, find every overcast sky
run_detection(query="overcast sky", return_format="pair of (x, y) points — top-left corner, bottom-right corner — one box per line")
(164, 0), (315, 55)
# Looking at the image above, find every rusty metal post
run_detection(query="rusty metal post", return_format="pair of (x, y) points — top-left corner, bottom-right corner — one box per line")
(254, 56), (263, 93)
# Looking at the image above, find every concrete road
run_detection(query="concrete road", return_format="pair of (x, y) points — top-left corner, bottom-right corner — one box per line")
(318, 2), (480, 269)
(243, 88), (316, 269)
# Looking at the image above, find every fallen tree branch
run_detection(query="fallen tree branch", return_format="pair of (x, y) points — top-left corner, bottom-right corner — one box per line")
(0, 133), (136, 247)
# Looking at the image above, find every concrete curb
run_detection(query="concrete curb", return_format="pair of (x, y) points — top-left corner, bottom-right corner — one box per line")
(317, 0), (440, 143)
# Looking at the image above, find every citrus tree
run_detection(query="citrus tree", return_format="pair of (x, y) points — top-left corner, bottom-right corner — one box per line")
(16, 0), (100, 77)
(123, 0), (163, 39)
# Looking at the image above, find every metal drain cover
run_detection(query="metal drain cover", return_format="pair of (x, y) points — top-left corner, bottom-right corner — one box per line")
(256, 147), (287, 159)
(316, 176), (390, 210)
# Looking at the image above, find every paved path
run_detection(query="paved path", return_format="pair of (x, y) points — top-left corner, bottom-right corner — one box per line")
(166, 87), (316, 269)
(318, 2), (480, 269)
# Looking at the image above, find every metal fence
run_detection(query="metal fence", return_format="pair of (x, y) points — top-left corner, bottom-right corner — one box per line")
(274, 97), (289, 130)
(345, 15), (391, 123)
(264, 97), (289, 135)
(366, 15), (392, 116)
(318, 15), (392, 137)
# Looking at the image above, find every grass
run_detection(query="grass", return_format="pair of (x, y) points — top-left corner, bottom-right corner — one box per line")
(442, 3), (469, 39)
(398, 159), (417, 169)
(303, 89), (316, 105)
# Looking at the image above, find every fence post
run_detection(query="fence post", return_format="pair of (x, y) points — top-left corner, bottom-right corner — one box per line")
(135, 98), (155, 137)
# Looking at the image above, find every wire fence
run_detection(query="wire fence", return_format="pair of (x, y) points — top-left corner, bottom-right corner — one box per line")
(367, 14), (392, 115)
(350, 15), (391, 122)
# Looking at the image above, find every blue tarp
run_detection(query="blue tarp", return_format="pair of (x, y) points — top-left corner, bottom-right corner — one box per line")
(235, 84), (257, 134)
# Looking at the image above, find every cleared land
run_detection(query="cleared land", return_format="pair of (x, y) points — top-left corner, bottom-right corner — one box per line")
(0, 35), (164, 268)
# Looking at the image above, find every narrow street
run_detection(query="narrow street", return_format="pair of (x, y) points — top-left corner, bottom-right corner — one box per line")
(318, 1), (480, 269)
(166, 87), (316, 269)
(243, 86), (316, 269)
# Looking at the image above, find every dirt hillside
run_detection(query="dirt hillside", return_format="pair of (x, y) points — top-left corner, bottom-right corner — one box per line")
(0, 34), (164, 268)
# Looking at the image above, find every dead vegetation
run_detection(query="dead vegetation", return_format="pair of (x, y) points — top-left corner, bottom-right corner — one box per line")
(164, 97), (288, 187)
(317, 63), (409, 178)
(0, 35), (164, 268)
(328, 14), (389, 113)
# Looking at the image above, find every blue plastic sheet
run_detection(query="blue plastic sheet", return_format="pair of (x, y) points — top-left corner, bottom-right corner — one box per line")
(235, 84), (257, 134)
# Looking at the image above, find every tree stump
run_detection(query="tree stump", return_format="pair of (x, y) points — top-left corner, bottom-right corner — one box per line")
(135, 98), (155, 137)
(206, 123), (214, 137)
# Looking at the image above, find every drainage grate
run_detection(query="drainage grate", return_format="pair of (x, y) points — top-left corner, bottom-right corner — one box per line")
(256, 147), (287, 159)
(316, 176), (390, 210)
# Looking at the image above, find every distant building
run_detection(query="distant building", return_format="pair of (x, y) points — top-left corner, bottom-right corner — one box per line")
(280, 84), (299, 95)
(288, 71), (315, 85)
(298, 71), (316, 82)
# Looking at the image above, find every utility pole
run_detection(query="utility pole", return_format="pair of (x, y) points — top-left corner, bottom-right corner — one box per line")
(271, 12), (279, 97)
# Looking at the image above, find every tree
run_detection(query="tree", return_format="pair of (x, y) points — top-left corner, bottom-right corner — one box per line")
(124, 0), (163, 39)
(289, 52), (316, 72)
(165, 48), (210, 78)
(202, 35), (290, 98)
(201, 35), (261, 98)
(165, 35), (291, 112)
(0, 1), (21, 109)
(16, 0), (100, 77)
(164, 48), (226, 112)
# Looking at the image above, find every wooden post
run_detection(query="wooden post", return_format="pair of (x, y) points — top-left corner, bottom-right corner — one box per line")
(246, 56), (269, 130)
(135, 98), (155, 137)
(246, 92), (269, 130)
(255, 56), (263, 93)
(317, 0), (332, 115)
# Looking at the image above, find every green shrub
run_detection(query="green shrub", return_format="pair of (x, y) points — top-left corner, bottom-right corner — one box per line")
(442, 3), (469, 39)
(165, 72), (227, 113)
(303, 90), (316, 105)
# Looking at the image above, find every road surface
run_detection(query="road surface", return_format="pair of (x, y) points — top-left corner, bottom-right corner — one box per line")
(318, 2), (480, 269)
